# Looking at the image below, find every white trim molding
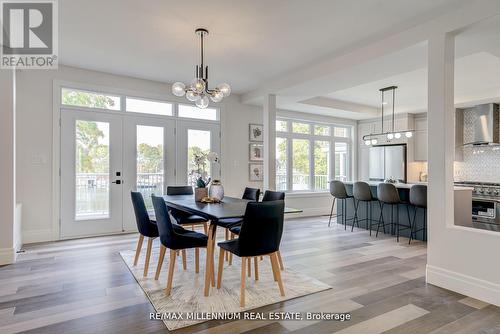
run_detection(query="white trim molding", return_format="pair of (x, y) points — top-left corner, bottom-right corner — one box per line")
(427, 265), (500, 307)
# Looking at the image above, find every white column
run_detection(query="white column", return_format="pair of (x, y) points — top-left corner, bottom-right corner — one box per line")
(426, 33), (455, 263)
(0, 69), (16, 264)
(263, 94), (276, 190)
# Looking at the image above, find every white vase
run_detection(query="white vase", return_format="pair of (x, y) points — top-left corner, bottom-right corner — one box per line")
(209, 180), (224, 201)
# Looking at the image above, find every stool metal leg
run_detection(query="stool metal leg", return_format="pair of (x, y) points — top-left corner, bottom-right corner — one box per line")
(328, 197), (336, 227)
(406, 204), (413, 244)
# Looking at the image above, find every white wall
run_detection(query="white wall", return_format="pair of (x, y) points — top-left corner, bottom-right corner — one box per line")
(0, 69), (17, 264)
(16, 65), (263, 243)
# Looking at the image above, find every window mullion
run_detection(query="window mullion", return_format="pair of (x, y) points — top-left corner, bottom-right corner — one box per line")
(309, 138), (314, 191)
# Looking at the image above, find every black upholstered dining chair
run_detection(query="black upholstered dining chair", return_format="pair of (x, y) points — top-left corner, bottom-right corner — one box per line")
(217, 200), (285, 307)
(131, 191), (159, 277)
(166, 186), (209, 234)
(217, 187), (260, 264)
(229, 189), (286, 270)
(151, 195), (209, 296)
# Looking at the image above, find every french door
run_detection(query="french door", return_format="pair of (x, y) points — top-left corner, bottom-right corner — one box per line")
(60, 109), (220, 238)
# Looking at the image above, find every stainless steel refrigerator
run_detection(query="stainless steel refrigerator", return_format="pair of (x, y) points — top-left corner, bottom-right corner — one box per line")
(369, 144), (407, 182)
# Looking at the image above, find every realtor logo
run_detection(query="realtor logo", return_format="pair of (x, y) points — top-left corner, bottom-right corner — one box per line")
(1, 0), (58, 69)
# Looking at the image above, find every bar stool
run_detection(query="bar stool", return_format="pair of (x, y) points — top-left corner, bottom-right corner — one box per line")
(328, 181), (354, 229)
(352, 182), (376, 233)
(376, 183), (412, 242)
(409, 185), (427, 243)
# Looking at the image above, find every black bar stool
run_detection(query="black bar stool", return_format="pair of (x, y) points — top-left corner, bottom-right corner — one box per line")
(328, 181), (354, 229)
(409, 184), (427, 243)
(376, 183), (412, 242)
(352, 181), (376, 233)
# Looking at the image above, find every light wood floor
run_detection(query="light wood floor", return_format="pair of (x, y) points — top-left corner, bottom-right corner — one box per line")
(1, 216), (500, 334)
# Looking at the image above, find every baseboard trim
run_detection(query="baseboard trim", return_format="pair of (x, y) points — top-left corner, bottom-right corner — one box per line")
(426, 264), (500, 307)
(0, 248), (16, 265)
(286, 207), (330, 218)
(22, 228), (55, 244)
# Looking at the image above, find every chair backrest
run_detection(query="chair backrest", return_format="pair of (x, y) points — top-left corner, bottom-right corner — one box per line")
(410, 184), (427, 208)
(242, 187), (260, 201)
(237, 201), (285, 256)
(166, 186), (193, 195)
(152, 195), (176, 248)
(330, 180), (348, 199)
(377, 183), (400, 204)
(131, 192), (157, 237)
(353, 181), (373, 201)
(262, 190), (285, 201)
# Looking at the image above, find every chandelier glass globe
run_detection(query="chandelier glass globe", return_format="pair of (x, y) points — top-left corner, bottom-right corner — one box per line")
(394, 132), (402, 139)
(217, 83), (231, 97)
(172, 82), (186, 96)
(387, 133), (394, 140)
(192, 79), (206, 93)
(186, 90), (199, 102)
(405, 131), (413, 138)
(195, 95), (209, 108)
(210, 90), (224, 102)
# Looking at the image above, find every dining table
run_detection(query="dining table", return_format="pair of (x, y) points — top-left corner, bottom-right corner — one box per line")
(163, 195), (302, 296)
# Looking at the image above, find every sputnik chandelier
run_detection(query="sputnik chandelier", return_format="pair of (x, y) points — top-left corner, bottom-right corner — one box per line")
(171, 28), (231, 108)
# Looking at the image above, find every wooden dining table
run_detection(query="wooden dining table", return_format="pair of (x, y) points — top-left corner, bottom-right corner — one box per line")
(163, 195), (302, 296)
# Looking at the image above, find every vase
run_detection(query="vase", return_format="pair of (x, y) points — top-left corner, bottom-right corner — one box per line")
(194, 187), (208, 202)
(209, 180), (224, 201)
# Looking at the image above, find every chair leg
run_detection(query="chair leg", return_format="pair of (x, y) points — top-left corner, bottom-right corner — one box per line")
(352, 199), (358, 232)
(203, 222), (208, 235)
(143, 237), (154, 277)
(271, 252), (285, 296)
(240, 257), (247, 307)
(254, 257), (259, 281)
(225, 229), (229, 261)
(270, 255), (278, 282)
(165, 250), (176, 296)
(277, 251), (284, 270)
(260, 256), (263, 261)
(195, 248), (200, 273)
(217, 248), (225, 289)
(407, 205), (413, 245)
(247, 257), (251, 277)
(155, 244), (166, 280)
(376, 202), (384, 237)
(181, 249), (187, 270)
(396, 205), (400, 242)
(133, 234), (144, 266)
(343, 199), (347, 230)
(328, 197), (336, 227)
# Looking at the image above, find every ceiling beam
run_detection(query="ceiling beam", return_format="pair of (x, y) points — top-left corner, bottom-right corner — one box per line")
(298, 97), (379, 116)
(241, 0), (500, 105)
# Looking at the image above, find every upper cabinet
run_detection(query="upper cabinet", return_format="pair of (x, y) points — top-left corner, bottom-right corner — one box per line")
(414, 117), (427, 161)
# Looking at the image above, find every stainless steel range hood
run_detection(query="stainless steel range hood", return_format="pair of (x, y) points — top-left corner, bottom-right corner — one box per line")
(464, 103), (499, 146)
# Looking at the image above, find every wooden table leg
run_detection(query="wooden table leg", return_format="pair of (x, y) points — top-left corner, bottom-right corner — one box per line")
(204, 221), (216, 296)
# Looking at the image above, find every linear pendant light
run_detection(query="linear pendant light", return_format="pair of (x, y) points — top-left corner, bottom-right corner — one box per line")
(363, 86), (413, 146)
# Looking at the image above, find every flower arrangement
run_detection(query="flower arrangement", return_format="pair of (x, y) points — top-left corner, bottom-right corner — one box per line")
(189, 151), (219, 188)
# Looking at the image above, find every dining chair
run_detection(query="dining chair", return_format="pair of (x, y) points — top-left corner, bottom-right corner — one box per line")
(217, 200), (285, 307)
(229, 189), (286, 270)
(166, 186), (209, 234)
(131, 192), (188, 277)
(151, 195), (209, 296)
(217, 187), (260, 264)
(131, 192), (159, 277)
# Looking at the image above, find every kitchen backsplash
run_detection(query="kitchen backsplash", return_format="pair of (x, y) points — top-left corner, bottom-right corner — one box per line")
(454, 108), (500, 182)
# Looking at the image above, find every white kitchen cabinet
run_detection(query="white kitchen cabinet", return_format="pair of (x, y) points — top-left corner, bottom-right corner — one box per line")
(414, 117), (428, 161)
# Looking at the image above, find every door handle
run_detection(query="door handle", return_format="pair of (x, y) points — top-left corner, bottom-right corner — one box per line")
(112, 180), (122, 185)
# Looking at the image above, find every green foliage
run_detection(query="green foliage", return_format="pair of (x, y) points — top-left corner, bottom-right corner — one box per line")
(137, 143), (163, 173)
(62, 89), (116, 109)
(76, 121), (108, 173)
(196, 177), (206, 188)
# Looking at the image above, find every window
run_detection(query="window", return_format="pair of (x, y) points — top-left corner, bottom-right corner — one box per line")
(126, 97), (173, 116)
(314, 141), (330, 190)
(275, 119), (352, 191)
(335, 142), (348, 181)
(276, 120), (288, 132)
(292, 122), (310, 134)
(178, 104), (218, 121)
(187, 129), (211, 185)
(62, 88), (120, 110)
(276, 137), (287, 191)
(136, 125), (164, 210)
(314, 125), (330, 136)
(292, 139), (310, 190)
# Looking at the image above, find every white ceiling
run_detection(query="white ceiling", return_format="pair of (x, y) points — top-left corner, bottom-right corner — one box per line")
(60, 0), (466, 94)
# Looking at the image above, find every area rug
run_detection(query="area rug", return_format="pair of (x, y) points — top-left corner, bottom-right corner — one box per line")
(120, 245), (331, 330)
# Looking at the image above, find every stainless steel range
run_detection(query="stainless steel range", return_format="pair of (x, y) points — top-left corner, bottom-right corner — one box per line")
(455, 181), (500, 224)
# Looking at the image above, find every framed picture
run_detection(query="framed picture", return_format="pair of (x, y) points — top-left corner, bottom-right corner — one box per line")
(249, 123), (264, 142)
(249, 164), (264, 181)
(249, 143), (264, 161)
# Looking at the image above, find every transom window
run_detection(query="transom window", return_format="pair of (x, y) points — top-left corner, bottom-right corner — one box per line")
(276, 119), (352, 192)
(61, 87), (218, 121)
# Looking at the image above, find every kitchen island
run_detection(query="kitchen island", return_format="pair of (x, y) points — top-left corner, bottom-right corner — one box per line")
(335, 181), (472, 241)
